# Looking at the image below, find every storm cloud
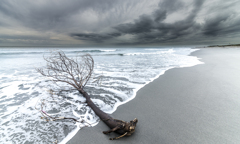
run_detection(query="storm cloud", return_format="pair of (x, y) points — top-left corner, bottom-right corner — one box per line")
(70, 0), (240, 46)
(70, 32), (122, 43)
(203, 14), (240, 37)
(0, 0), (240, 46)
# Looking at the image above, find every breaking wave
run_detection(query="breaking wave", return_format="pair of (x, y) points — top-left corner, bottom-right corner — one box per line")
(0, 47), (203, 143)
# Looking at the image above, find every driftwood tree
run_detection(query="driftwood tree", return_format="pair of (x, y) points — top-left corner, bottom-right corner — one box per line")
(36, 51), (138, 140)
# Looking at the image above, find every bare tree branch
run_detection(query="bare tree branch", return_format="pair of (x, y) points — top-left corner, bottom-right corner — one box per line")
(36, 50), (138, 141)
(36, 51), (94, 92)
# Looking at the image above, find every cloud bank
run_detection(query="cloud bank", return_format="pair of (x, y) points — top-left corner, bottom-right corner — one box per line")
(0, 0), (240, 46)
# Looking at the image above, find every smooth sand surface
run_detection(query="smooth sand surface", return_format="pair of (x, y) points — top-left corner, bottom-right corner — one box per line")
(68, 48), (240, 144)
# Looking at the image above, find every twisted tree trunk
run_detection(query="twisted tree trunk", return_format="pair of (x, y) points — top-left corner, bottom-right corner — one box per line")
(78, 89), (126, 135)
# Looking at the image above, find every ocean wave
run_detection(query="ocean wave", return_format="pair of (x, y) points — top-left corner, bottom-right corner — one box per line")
(89, 49), (174, 57)
(145, 48), (161, 50)
(0, 47), (203, 144)
(122, 49), (174, 56)
(70, 49), (116, 53)
(0, 49), (117, 56)
(0, 51), (45, 56)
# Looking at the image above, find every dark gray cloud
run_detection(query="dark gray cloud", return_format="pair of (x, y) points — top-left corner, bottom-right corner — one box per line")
(70, 32), (122, 43)
(70, 0), (240, 45)
(203, 14), (240, 37)
(114, 14), (154, 34)
(158, 0), (184, 12)
(0, 0), (118, 31)
(203, 14), (229, 36)
(70, 0), (205, 44)
(153, 9), (167, 22)
(1, 0), (240, 46)
(0, 0), (159, 46)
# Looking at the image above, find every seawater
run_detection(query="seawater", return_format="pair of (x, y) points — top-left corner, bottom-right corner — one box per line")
(0, 47), (203, 143)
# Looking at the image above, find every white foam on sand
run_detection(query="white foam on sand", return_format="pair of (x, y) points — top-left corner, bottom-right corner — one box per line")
(59, 48), (204, 144)
(0, 47), (203, 144)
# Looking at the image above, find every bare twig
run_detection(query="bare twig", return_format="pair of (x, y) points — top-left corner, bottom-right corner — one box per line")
(36, 50), (138, 141)
(36, 51), (94, 91)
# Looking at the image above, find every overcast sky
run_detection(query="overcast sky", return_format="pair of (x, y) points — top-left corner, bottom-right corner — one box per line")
(0, 0), (240, 47)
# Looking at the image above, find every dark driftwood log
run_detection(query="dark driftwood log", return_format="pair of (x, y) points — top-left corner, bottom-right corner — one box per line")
(78, 89), (138, 140)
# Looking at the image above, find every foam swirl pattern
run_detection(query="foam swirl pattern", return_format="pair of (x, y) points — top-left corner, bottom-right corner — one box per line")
(0, 48), (203, 143)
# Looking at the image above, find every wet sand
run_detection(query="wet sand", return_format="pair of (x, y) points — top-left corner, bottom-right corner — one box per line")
(68, 48), (240, 144)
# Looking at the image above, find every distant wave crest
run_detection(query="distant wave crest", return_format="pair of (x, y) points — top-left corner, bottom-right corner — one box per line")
(0, 49), (117, 55)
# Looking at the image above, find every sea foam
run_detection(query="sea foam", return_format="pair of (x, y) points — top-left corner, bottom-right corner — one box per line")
(0, 47), (203, 143)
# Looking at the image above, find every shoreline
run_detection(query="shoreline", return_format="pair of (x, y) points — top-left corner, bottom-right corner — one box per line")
(68, 48), (240, 144)
(63, 48), (201, 143)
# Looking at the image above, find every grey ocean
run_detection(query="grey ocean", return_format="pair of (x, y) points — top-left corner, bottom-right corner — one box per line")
(0, 48), (202, 143)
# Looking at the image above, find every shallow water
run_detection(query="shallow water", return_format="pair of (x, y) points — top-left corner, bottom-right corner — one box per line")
(0, 47), (203, 143)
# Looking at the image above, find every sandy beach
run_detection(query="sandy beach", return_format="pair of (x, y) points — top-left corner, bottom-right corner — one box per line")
(68, 48), (240, 144)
